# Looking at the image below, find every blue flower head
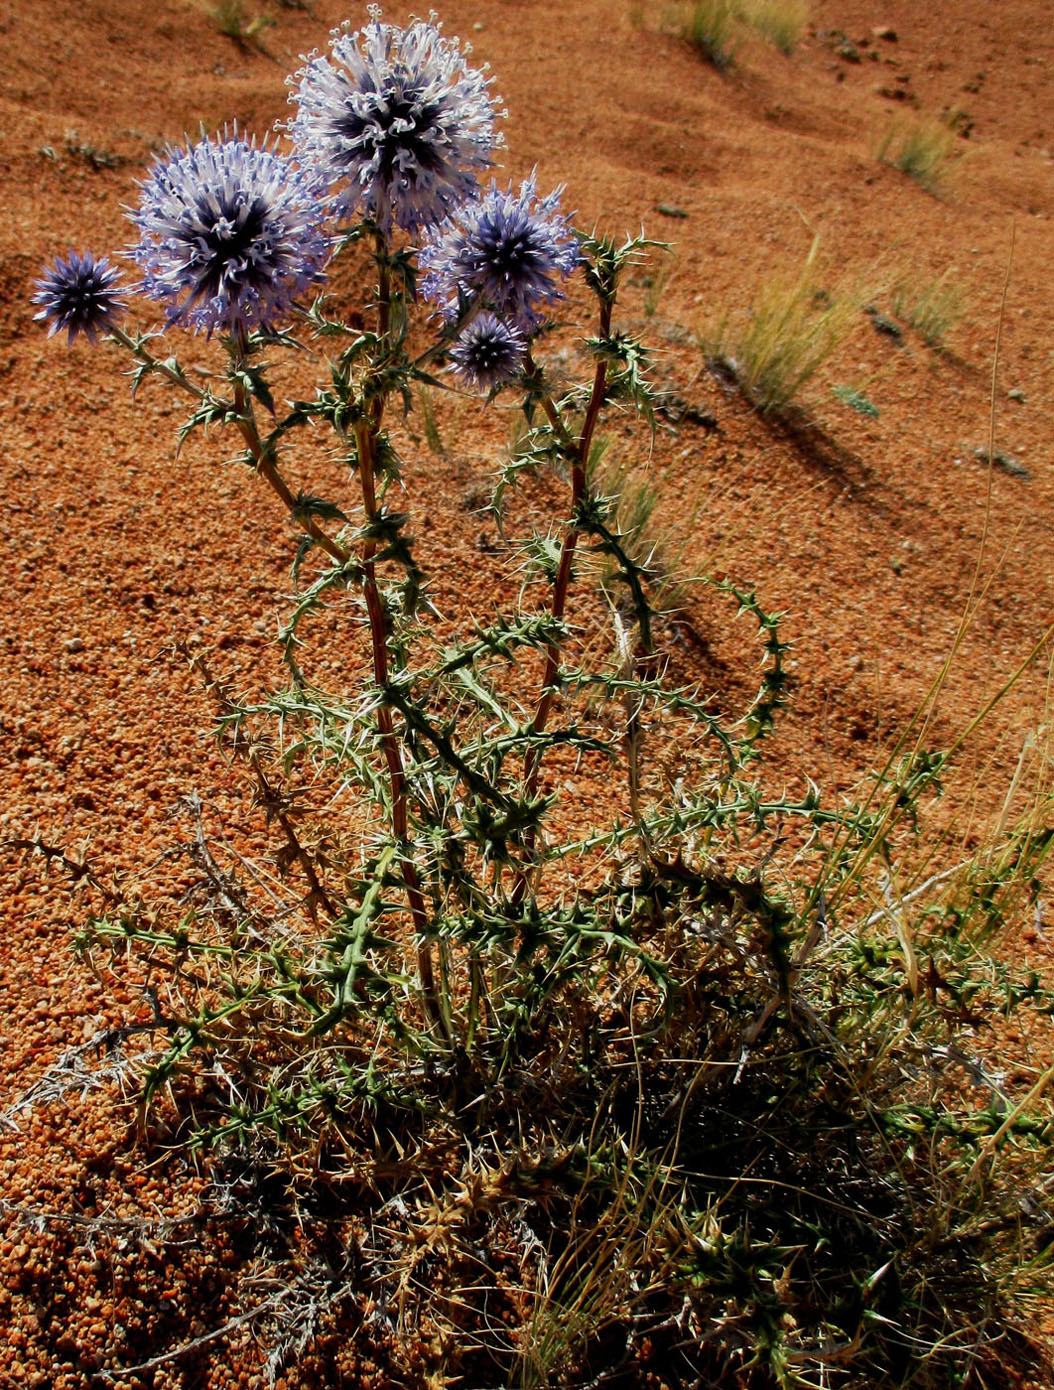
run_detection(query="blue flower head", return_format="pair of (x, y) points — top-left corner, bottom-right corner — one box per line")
(449, 312), (525, 391)
(130, 131), (330, 338)
(33, 250), (127, 345)
(420, 174), (579, 332)
(287, 9), (502, 235)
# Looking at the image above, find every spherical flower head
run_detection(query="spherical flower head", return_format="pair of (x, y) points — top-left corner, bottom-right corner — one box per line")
(33, 250), (126, 345)
(130, 130), (330, 338)
(449, 312), (525, 392)
(287, 9), (502, 235)
(420, 174), (580, 332)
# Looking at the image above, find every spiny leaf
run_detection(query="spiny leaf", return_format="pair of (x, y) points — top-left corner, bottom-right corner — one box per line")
(291, 492), (349, 528)
(230, 362), (276, 416)
(577, 230), (668, 308)
(178, 393), (238, 445)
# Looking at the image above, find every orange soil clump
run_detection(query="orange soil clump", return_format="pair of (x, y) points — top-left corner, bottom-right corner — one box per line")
(0, 1), (1051, 1385)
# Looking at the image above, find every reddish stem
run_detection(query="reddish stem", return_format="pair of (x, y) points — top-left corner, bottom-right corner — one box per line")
(513, 313), (611, 900)
(353, 417), (441, 1026)
(231, 371), (439, 1024)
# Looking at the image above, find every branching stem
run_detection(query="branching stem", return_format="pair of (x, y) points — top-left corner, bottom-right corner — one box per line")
(122, 327), (349, 569)
(109, 326), (206, 398)
(230, 379), (350, 567)
(197, 342), (437, 1024)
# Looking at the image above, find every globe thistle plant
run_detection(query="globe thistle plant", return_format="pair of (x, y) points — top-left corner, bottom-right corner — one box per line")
(420, 174), (580, 332)
(28, 17), (1054, 1388)
(287, 9), (502, 235)
(32, 250), (127, 345)
(448, 311), (525, 391)
(130, 131), (330, 339)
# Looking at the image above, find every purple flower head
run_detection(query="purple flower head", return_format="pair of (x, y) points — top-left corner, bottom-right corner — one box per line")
(130, 130), (330, 338)
(33, 250), (126, 345)
(420, 174), (579, 332)
(287, 9), (502, 235)
(449, 311), (525, 391)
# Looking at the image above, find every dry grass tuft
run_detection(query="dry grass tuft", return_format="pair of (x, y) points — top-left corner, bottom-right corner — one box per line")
(209, 0), (273, 49)
(671, 0), (741, 67)
(877, 115), (961, 196)
(741, 0), (810, 54)
(892, 270), (963, 347)
(703, 236), (861, 414)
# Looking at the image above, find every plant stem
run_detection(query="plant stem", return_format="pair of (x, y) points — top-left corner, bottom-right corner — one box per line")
(109, 327), (206, 398)
(531, 318), (611, 736)
(111, 327), (351, 567)
(522, 458), (586, 793)
(513, 317), (611, 899)
(221, 343), (438, 1026)
(352, 414), (441, 1027)
(353, 248), (442, 1026)
(229, 376), (350, 567)
(183, 643), (337, 922)
(374, 231), (391, 340)
(371, 230), (391, 433)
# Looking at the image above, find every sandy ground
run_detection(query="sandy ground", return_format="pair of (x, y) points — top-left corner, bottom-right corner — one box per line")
(0, 0), (1052, 1384)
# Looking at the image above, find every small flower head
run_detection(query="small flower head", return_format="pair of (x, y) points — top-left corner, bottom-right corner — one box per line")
(449, 312), (525, 391)
(130, 130), (330, 338)
(420, 174), (579, 332)
(287, 9), (501, 234)
(33, 250), (127, 345)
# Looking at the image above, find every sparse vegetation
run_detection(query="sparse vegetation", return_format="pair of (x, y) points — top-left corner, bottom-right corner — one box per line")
(63, 129), (121, 170)
(676, 0), (740, 67)
(893, 271), (963, 347)
(587, 442), (696, 615)
(209, 0), (273, 48)
(641, 257), (675, 317)
(865, 301), (905, 342)
(741, 0), (809, 54)
(703, 236), (860, 414)
(833, 382), (880, 416)
(412, 384), (446, 455)
(645, 0), (810, 62)
(877, 115), (960, 195)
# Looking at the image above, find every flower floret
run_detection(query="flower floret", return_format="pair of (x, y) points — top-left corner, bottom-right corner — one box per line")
(420, 174), (579, 332)
(449, 312), (525, 391)
(33, 250), (127, 345)
(130, 131), (330, 338)
(287, 9), (502, 234)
